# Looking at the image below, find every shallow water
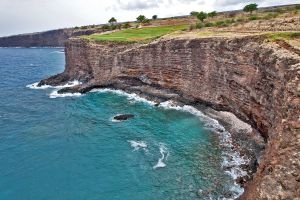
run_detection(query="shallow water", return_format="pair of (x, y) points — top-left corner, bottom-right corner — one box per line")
(0, 48), (240, 200)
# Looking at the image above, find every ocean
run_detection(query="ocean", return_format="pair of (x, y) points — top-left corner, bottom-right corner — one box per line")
(0, 48), (244, 200)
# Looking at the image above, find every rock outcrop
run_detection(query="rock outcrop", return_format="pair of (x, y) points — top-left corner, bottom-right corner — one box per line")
(41, 36), (300, 199)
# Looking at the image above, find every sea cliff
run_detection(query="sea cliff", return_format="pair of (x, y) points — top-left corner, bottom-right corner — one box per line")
(0, 28), (100, 47)
(40, 35), (300, 199)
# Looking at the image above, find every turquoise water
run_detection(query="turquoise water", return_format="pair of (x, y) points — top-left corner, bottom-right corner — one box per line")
(0, 48), (239, 200)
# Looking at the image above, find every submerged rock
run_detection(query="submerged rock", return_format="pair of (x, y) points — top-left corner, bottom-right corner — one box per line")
(113, 114), (134, 121)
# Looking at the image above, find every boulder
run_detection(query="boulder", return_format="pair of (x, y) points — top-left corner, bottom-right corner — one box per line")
(113, 114), (134, 121)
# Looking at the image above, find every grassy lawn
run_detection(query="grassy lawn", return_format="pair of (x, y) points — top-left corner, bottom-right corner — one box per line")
(82, 24), (188, 43)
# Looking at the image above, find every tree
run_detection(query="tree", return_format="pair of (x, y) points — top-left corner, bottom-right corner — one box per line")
(208, 11), (217, 18)
(152, 15), (158, 20)
(108, 17), (117, 25)
(197, 12), (207, 22)
(190, 11), (199, 17)
(137, 15), (147, 23)
(243, 3), (258, 14)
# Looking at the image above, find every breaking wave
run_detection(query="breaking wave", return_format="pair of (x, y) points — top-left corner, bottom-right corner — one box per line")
(91, 88), (156, 105)
(49, 91), (83, 99)
(27, 80), (82, 98)
(128, 140), (148, 151)
(27, 80), (81, 90)
(153, 143), (169, 169)
(93, 89), (248, 198)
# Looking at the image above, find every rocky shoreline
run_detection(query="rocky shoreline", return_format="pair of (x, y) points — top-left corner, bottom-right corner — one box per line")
(38, 80), (265, 198)
(39, 35), (300, 199)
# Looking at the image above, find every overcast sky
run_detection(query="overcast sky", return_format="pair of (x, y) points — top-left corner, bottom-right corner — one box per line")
(0, 0), (299, 36)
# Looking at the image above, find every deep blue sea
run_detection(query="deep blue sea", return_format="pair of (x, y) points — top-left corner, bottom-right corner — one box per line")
(0, 48), (242, 200)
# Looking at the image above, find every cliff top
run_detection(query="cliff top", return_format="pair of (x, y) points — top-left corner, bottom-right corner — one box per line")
(81, 5), (300, 46)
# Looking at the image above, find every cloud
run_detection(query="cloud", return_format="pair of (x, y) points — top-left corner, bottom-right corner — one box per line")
(116, 0), (163, 10)
(215, 0), (263, 6)
(1, 0), (300, 36)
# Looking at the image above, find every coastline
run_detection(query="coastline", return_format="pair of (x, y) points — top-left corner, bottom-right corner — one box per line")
(36, 34), (300, 199)
(29, 80), (265, 199)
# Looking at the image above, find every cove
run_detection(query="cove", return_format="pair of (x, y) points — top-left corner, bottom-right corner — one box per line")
(0, 48), (243, 199)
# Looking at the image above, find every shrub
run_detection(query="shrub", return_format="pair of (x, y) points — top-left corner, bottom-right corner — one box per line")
(81, 26), (88, 29)
(273, 8), (285, 13)
(248, 15), (259, 21)
(204, 22), (214, 27)
(227, 12), (237, 18)
(215, 21), (227, 27)
(285, 6), (297, 11)
(110, 24), (117, 30)
(296, 5), (300, 10)
(195, 23), (204, 29)
(189, 24), (196, 31)
(225, 19), (235, 24)
(263, 13), (279, 20)
(190, 11), (199, 17)
(74, 26), (79, 29)
(116, 24), (122, 30)
(101, 24), (110, 31)
(208, 11), (217, 18)
(123, 22), (131, 29)
(143, 18), (151, 24)
(152, 15), (158, 20)
(236, 18), (245, 22)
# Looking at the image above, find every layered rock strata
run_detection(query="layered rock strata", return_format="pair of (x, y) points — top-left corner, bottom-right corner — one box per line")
(0, 28), (100, 47)
(40, 36), (300, 199)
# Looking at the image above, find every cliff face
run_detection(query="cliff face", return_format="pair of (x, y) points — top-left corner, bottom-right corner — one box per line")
(42, 36), (300, 199)
(0, 28), (99, 47)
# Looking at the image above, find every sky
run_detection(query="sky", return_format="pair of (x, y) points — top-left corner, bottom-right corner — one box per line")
(0, 0), (299, 36)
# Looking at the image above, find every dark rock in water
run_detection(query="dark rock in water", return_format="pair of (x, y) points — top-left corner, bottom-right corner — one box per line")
(38, 73), (70, 87)
(154, 102), (160, 107)
(113, 114), (134, 121)
(224, 191), (233, 198)
(236, 177), (247, 186)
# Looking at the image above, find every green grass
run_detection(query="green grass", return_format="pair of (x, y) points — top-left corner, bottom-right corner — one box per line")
(265, 32), (300, 41)
(82, 25), (188, 43)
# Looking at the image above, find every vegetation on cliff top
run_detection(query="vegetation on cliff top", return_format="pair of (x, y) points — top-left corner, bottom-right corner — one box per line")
(80, 4), (299, 44)
(265, 32), (300, 41)
(82, 24), (188, 43)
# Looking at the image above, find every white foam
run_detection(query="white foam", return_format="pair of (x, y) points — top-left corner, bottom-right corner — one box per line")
(50, 50), (64, 54)
(91, 90), (249, 188)
(153, 143), (169, 169)
(128, 140), (147, 151)
(27, 80), (83, 98)
(158, 100), (248, 198)
(26, 82), (53, 89)
(49, 90), (82, 99)
(27, 80), (81, 90)
(91, 88), (156, 105)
